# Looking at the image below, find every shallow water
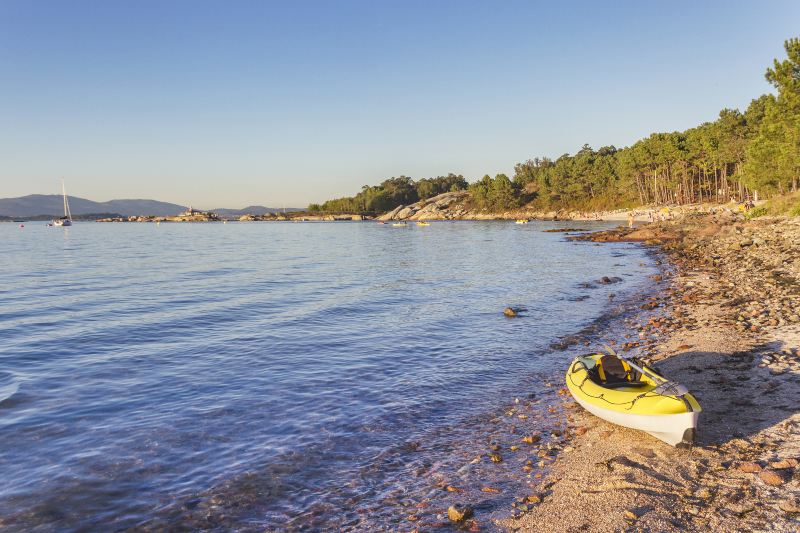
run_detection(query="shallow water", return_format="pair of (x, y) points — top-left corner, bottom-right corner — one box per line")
(0, 220), (658, 531)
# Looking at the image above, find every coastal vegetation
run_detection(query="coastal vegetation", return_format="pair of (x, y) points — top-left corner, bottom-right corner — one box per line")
(307, 174), (468, 215)
(311, 38), (800, 215)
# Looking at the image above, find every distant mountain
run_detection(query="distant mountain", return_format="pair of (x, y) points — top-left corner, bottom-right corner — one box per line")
(0, 195), (304, 218)
(0, 195), (187, 217)
(212, 205), (303, 217)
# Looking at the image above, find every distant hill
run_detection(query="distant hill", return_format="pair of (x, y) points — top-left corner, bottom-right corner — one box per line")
(0, 195), (304, 218)
(0, 195), (187, 217)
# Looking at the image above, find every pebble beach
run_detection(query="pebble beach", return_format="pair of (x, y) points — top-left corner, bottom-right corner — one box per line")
(500, 211), (800, 532)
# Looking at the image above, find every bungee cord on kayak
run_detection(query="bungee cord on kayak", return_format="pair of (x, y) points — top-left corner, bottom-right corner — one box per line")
(567, 359), (686, 411)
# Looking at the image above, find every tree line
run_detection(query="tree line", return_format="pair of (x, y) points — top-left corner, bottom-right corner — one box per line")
(308, 174), (468, 214)
(310, 37), (800, 214)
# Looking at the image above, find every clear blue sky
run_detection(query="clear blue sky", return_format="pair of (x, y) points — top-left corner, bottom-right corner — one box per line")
(1, 0), (798, 208)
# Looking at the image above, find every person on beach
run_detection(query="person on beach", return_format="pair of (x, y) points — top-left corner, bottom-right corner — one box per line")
(628, 212), (635, 228)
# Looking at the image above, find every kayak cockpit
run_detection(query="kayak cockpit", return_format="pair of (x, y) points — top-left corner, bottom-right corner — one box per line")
(584, 354), (653, 389)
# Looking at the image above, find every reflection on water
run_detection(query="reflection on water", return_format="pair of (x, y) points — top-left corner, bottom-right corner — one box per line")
(0, 221), (658, 531)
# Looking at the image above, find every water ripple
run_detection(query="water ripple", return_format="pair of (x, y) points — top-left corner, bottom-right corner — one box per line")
(0, 221), (659, 531)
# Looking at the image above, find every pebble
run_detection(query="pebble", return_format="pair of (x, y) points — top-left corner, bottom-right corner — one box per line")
(695, 488), (713, 500)
(623, 509), (638, 521)
(738, 462), (762, 473)
(779, 498), (800, 513)
(727, 502), (755, 515)
(758, 470), (785, 486)
(447, 505), (473, 522)
(769, 458), (797, 469)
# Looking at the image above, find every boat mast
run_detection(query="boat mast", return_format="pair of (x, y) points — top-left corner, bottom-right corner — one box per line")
(62, 178), (72, 221)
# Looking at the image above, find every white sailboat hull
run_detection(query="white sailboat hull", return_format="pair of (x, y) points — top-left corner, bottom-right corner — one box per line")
(572, 393), (699, 446)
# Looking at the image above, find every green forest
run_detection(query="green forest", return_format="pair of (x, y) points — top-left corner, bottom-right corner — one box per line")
(310, 38), (800, 215)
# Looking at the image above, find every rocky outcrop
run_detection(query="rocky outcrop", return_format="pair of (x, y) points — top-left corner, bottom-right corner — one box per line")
(378, 204), (405, 221)
(377, 191), (472, 221)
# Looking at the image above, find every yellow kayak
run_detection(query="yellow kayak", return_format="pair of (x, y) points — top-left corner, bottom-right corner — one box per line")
(416, 221), (431, 226)
(515, 219), (529, 224)
(565, 353), (701, 447)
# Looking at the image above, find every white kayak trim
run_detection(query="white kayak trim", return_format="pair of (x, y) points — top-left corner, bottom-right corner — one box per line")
(571, 391), (699, 447)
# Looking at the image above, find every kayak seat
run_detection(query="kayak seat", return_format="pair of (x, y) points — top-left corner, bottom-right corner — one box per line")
(598, 355), (635, 385)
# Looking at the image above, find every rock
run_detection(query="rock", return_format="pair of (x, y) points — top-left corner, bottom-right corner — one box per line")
(447, 505), (474, 522)
(526, 495), (542, 504)
(758, 469), (786, 486)
(779, 498), (800, 513)
(489, 453), (503, 463)
(633, 448), (657, 460)
(623, 509), (639, 521)
(694, 488), (713, 500)
(503, 307), (518, 317)
(522, 434), (541, 444)
(769, 458), (798, 469)
(727, 502), (754, 515)
(380, 205), (404, 221)
(738, 462), (762, 473)
(395, 206), (416, 219)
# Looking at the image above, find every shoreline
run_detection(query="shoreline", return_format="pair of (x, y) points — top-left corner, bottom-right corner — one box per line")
(500, 213), (800, 531)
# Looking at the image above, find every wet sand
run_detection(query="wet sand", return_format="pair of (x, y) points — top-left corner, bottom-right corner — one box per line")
(502, 213), (800, 532)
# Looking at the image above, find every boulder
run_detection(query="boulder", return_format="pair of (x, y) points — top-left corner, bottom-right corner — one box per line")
(378, 205), (404, 221)
(395, 206), (416, 220)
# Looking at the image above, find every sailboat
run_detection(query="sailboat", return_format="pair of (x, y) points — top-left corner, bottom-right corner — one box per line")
(52, 179), (73, 226)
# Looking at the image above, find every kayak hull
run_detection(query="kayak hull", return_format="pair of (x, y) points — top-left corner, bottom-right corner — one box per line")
(570, 390), (699, 446)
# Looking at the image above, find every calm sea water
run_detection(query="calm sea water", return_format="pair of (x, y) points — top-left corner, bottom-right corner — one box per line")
(0, 220), (658, 531)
